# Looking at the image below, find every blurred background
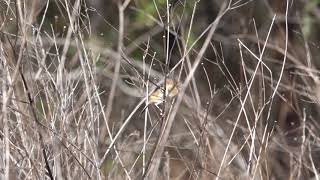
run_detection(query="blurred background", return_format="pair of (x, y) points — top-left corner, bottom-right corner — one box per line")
(1, 0), (320, 179)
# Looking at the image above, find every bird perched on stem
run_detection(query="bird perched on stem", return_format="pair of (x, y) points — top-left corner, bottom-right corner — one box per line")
(148, 79), (180, 106)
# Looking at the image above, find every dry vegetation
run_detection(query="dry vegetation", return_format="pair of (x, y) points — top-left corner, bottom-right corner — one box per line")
(1, 0), (320, 179)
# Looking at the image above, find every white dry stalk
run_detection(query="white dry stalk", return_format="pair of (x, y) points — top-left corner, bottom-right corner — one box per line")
(179, 0), (202, 118)
(216, 12), (278, 180)
(100, 1), (133, 178)
(0, 2), (29, 177)
(1, 52), (10, 180)
(59, 0), (80, 93)
(142, 39), (153, 175)
(144, 2), (230, 179)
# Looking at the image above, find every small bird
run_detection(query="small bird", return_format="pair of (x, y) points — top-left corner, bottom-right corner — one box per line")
(137, 79), (180, 118)
(148, 79), (180, 105)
